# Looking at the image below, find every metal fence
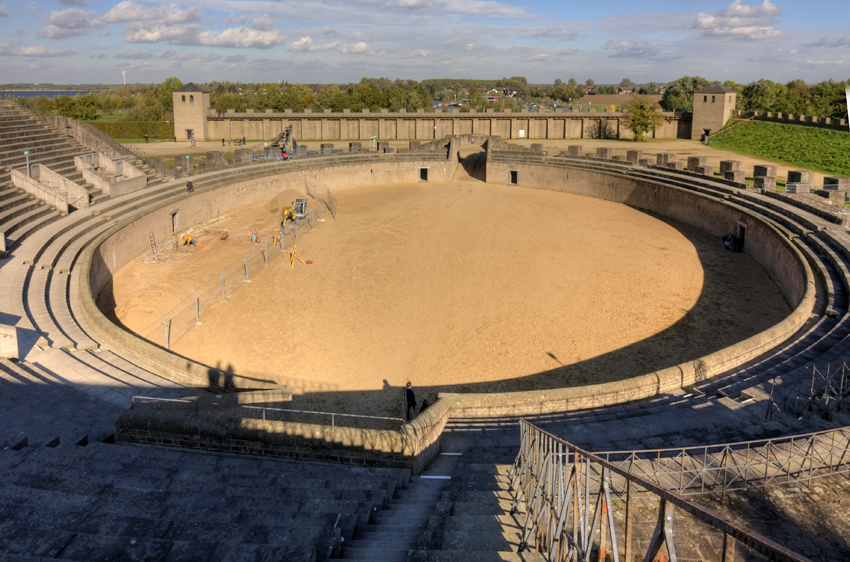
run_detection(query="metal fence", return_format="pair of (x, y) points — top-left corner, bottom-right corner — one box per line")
(138, 208), (326, 350)
(509, 420), (811, 562)
(306, 180), (339, 219)
(595, 425), (850, 498)
(766, 360), (850, 420)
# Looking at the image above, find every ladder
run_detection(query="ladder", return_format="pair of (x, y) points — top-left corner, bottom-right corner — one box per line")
(148, 232), (157, 254)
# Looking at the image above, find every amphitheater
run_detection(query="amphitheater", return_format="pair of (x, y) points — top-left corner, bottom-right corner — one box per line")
(1, 97), (850, 562)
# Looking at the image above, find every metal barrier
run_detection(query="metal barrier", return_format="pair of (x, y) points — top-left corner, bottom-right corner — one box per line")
(138, 210), (325, 349)
(131, 396), (405, 430)
(509, 420), (811, 562)
(596, 426), (850, 498)
(766, 361), (850, 420)
(306, 180), (339, 219)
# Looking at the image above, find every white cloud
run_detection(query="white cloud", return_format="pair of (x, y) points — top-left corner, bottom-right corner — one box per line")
(534, 28), (578, 42)
(602, 37), (681, 61)
(55, 0), (89, 5)
(159, 49), (222, 62)
(694, 0), (785, 40)
(16, 44), (75, 56)
(443, 38), (458, 47)
(223, 54), (246, 63)
(287, 38), (369, 55)
(121, 22), (286, 49)
(252, 14), (274, 32)
(394, 0), (437, 9)
(94, 1), (202, 26)
(38, 8), (93, 39)
(114, 49), (152, 59)
(341, 41), (369, 54)
(0, 6), (7, 17)
(412, 49), (430, 57)
(196, 27), (286, 49)
(288, 36), (340, 53)
(805, 60), (848, 67)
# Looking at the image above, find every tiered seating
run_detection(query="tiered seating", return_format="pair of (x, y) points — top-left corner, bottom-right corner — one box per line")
(0, 100), (94, 252)
(0, 441), (409, 561)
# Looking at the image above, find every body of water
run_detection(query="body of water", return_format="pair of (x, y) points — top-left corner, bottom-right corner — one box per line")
(1, 90), (106, 100)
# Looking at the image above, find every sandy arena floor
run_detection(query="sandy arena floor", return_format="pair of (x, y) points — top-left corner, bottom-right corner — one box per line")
(105, 154), (792, 417)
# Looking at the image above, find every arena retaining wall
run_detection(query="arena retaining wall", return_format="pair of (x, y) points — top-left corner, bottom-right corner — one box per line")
(116, 382), (451, 473)
(435, 150), (815, 418)
(79, 146), (458, 436)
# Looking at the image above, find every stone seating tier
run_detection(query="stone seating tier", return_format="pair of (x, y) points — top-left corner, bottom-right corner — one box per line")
(0, 442), (409, 561)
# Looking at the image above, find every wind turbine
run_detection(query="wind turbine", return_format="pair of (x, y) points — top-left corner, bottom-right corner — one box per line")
(122, 69), (126, 85)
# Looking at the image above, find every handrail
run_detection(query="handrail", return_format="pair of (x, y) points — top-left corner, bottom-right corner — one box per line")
(510, 419), (812, 562)
(130, 395), (406, 428)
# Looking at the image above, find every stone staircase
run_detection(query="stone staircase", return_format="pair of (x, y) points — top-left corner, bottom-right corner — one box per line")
(335, 450), (545, 562)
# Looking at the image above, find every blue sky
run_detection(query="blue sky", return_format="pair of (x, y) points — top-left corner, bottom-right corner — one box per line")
(0, 0), (847, 85)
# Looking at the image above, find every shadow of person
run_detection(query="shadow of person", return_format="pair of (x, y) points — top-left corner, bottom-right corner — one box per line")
(382, 379), (393, 391)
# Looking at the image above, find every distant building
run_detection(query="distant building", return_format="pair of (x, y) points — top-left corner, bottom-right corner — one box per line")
(172, 83), (210, 141)
(691, 83), (736, 140)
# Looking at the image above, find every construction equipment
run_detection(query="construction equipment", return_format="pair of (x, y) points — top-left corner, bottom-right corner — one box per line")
(270, 125), (294, 149)
(284, 197), (308, 223)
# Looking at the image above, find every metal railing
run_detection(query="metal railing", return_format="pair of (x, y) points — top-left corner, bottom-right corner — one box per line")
(131, 396), (405, 430)
(138, 209), (325, 350)
(596, 426), (850, 498)
(509, 420), (811, 562)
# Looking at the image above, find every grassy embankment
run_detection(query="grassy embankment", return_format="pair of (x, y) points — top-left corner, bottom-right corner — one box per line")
(711, 120), (850, 180)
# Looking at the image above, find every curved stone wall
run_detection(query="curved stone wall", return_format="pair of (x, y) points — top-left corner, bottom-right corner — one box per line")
(437, 154), (815, 417)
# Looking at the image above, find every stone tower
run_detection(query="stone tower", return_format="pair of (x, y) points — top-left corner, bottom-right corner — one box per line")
(172, 83), (210, 141)
(691, 83), (736, 140)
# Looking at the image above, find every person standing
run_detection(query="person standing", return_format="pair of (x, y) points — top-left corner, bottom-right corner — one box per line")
(404, 382), (417, 422)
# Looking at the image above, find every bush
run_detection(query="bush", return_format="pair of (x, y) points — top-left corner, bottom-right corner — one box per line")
(88, 121), (174, 139)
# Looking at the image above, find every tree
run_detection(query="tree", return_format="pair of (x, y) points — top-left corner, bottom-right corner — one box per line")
(550, 83), (582, 104)
(554, 79), (563, 86)
(585, 78), (595, 88)
(622, 95), (664, 141)
(155, 77), (183, 115)
(568, 78), (578, 87)
(620, 78), (634, 88)
(741, 79), (787, 113)
(466, 90), (484, 110)
(74, 94), (98, 120)
(659, 76), (711, 111)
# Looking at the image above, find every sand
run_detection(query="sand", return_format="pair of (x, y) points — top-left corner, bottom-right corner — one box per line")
(106, 153), (792, 417)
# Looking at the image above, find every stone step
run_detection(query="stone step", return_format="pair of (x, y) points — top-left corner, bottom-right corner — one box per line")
(342, 547), (410, 560)
(358, 530), (420, 543)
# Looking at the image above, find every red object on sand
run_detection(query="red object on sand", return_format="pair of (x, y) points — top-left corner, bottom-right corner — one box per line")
(306, 260), (313, 265)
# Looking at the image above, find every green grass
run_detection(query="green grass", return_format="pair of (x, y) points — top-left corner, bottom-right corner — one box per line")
(712, 120), (850, 177)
